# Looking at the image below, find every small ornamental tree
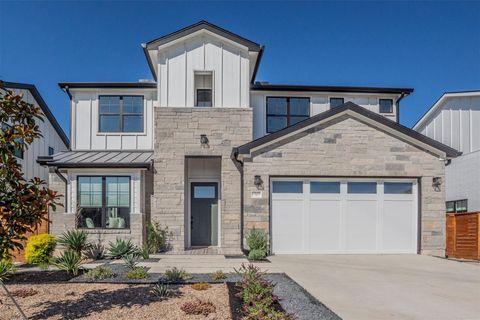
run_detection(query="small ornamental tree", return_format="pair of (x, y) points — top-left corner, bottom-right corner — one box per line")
(0, 81), (61, 260)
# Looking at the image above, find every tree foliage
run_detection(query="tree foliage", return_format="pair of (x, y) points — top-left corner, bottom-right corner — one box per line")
(0, 81), (61, 260)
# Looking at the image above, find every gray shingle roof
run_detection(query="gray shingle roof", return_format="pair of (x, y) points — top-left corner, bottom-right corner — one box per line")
(37, 151), (153, 168)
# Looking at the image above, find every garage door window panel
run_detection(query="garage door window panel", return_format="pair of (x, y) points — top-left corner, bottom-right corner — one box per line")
(272, 181), (303, 193)
(310, 182), (340, 194)
(347, 182), (377, 194)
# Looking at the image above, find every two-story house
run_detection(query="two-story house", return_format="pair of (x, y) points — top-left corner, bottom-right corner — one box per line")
(414, 91), (480, 213)
(39, 21), (459, 257)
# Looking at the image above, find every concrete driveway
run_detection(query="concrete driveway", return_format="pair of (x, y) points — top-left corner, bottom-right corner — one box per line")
(269, 254), (480, 320)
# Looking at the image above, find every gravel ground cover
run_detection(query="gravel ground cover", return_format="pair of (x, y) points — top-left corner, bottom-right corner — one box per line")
(0, 283), (233, 320)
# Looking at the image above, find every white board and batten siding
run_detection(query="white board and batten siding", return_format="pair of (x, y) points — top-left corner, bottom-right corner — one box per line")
(157, 35), (250, 108)
(416, 94), (480, 154)
(251, 92), (399, 139)
(8, 87), (68, 182)
(71, 89), (156, 151)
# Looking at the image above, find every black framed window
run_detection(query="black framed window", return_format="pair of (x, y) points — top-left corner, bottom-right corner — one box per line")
(195, 72), (213, 107)
(99, 96), (144, 133)
(197, 89), (212, 107)
(48, 147), (54, 156)
(379, 99), (393, 113)
(77, 176), (130, 229)
(446, 199), (468, 213)
(266, 97), (310, 133)
(330, 97), (344, 108)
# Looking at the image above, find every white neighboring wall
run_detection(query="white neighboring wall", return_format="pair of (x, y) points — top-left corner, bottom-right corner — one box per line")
(6, 85), (69, 182)
(70, 89), (156, 150)
(251, 91), (400, 139)
(414, 92), (480, 211)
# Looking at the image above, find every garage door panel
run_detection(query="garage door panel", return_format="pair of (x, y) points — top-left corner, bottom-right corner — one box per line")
(272, 199), (304, 253)
(383, 200), (416, 252)
(271, 179), (417, 254)
(345, 200), (377, 252)
(309, 200), (341, 252)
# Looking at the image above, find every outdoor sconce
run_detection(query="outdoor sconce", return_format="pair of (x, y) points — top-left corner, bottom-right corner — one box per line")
(254, 175), (263, 188)
(200, 134), (209, 147)
(432, 177), (442, 192)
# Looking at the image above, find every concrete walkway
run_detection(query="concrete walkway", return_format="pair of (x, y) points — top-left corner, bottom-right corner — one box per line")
(269, 254), (480, 320)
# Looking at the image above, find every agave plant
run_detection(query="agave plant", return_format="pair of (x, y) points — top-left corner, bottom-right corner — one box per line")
(53, 250), (82, 276)
(106, 238), (137, 259)
(0, 259), (16, 281)
(123, 253), (139, 269)
(58, 230), (90, 256)
(151, 282), (170, 300)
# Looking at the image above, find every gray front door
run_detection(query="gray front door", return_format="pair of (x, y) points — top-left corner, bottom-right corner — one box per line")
(190, 182), (218, 246)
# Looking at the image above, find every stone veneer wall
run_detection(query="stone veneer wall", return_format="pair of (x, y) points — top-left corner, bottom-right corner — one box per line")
(48, 170), (145, 246)
(243, 116), (446, 256)
(153, 107), (252, 254)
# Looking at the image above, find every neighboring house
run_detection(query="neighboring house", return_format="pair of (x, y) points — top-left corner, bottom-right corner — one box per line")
(414, 91), (480, 213)
(38, 21), (459, 257)
(3, 81), (69, 261)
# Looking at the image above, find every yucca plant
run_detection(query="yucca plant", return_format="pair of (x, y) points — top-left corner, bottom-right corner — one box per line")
(58, 230), (90, 256)
(151, 282), (170, 299)
(53, 250), (82, 276)
(123, 253), (139, 270)
(106, 238), (137, 259)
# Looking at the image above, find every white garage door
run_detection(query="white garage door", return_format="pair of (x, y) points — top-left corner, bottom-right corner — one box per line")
(271, 179), (418, 254)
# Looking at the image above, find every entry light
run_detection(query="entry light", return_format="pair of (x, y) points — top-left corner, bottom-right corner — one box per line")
(200, 134), (209, 146)
(432, 177), (442, 191)
(254, 175), (263, 188)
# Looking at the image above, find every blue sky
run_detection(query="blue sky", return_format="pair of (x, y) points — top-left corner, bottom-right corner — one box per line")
(1, 1), (479, 136)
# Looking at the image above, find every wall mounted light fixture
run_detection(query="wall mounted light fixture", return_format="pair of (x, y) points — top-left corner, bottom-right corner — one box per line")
(254, 175), (263, 188)
(200, 134), (209, 147)
(432, 177), (442, 191)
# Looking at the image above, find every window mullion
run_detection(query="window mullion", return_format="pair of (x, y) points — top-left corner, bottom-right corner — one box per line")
(102, 176), (106, 228)
(287, 97), (291, 126)
(120, 97), (124, 132)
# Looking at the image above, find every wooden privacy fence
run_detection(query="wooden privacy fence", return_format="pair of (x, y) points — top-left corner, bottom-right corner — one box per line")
(446, 212), (480, 260)
(11, 214), (49, 262)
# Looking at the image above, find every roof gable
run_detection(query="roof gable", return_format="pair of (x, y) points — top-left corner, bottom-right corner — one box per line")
(235, 101), (460, 159)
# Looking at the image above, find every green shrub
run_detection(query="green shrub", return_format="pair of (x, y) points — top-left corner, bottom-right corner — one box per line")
(58, 230), (90, 256)
(151, 282), (170, 299)
(106, 238), (137, 259)
(85, 266), (115, 280)
(246, 229), (268, 260)
(123, 253), (139, 270)
(0, 259), (15, 281)
(138, 246), (150, 259)
(210, 270), (228, 281)
(163, 267), (192, 282)
(126, 266), (149, 279)
(24, 234), (57, 265)
(235, 263), (293, 319)
(248, 248), (267, 261)
(84, 242), (105, 260)
(146, 222), (170, 253)
(53, 250), (82, 276)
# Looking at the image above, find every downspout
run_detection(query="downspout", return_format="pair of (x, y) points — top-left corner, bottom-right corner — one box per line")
(53, 167), (68, 212)
(396, 92), (407, 123)
(231, 148), (245, 253)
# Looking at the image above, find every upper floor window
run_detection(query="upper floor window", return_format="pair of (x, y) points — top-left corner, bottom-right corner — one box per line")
(266, 97), (310, 133)
(99, 96), (144, 133)
(379, 99), (393, 113)
(446, 199), (468, 213)
(195, 71), (213, 107)
(330, 97), (344, 108)
(48, 147), (54, 156)
(1, 122), (24, 159)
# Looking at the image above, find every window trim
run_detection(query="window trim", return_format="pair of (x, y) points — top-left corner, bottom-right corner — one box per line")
(329, 97), (345, 108)
(98, 95), (145, 134)
(379, 98), (394, 114)
(194, 70), (214, 107)
(76, 175), (131, 229)
(446, 199), (468, 213)
(266, 96), (311, 134)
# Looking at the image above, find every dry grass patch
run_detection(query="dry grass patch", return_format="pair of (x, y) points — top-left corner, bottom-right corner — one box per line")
(190, 282), (212, 291)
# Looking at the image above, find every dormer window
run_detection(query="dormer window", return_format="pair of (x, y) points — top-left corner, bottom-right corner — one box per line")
(379, 99), (393, 113)
(195, 71), (213, 107)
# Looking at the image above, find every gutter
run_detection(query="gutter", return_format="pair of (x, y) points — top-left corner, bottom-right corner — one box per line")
(231, 148), (246, 252)
(396, 92), (407, 123)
